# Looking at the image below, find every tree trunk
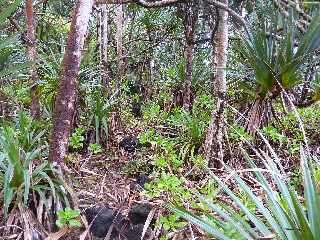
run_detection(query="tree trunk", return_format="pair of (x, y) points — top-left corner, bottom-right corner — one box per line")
(48, 0), (94, 164)
(183, 39), (194, 111)
(245, 98), (273, 134)
(115, 5), (124, 89)
(97, 4), (109, 89)
(182, 4), (198, 111)
(25, 0), (40, 119)
(98, 4), (109, 69)
(101, 5), (109, 67)
(204, 0), (229, 167)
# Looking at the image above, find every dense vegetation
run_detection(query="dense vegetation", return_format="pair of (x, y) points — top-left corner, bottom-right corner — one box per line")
(0, 0), (319, 239)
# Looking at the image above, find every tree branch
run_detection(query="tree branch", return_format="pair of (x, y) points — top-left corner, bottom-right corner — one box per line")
(95, 0), (132, 4)
(135, 0), (182, 8)
(95, 0), (182, 7)
(205, 0), (249, 35)
(95, 0), (250, 35)
(95, 0), (250, 37)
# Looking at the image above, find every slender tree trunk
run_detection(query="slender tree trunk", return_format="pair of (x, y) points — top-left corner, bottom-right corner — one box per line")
(146, 29), (154, 83)
(97, 6), (102, 58)
(98, 5), (109, 68)
(97, 4), (109, 89)
(183, 38), (194, 111)
(182, 5), (198, 111)
(115, 5), (124, 89)
(204, 0), (229, 167)
(101, 5), (109, 67)
(48, 0), (94, 164)
(26, 0), (40, 119)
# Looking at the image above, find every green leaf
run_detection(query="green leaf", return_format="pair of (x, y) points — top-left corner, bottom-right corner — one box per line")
(4, 187), (14, 217)
(289, 189), (314, 239)
(57, 209), (67, 218)
(0, 127), (24, 188)
(65, 208), (80, 218)
(220, 163), (286, 239)
(301, 148), (320, 237)
(0, 34), (19, 51)
(211, 174), (271, 236)
(0, 0), (22, 24)
(33, 186), (50, 210)
(244, 153), (297, 240)
(39, 171), (56, 202)
(3, 164), (14, 217)
(170, 205), (232, 240)
(198, 195), (257, 239)
(56, 219), (67, 228)
(68, 219), (82, 227)
(23, 170), (30, 205)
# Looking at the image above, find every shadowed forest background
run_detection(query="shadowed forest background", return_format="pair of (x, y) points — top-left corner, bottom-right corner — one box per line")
(0, 0), (319, 239)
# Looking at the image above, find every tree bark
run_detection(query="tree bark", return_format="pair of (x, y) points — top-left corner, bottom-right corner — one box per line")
(115, 4), (124, 89)
(182, 4), (198, 111)
(48, 0), (94, 163)
(26, 0), (40, 119)
(97, 4), (109, 89)
(204, 0), (229, 167)
(101, 5), (109, 67)
(98, 4), (109, 68)
(182, 37), (194, 111)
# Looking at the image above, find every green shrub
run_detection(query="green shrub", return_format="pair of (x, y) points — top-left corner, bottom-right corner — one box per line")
(69, 127), (85, 150)
(144, 172), (190, 199)
(142, 102), (168, 123)
(157, 213), (187, 232)
(88, 143), (102, 155)
(56, 208), (81, 228)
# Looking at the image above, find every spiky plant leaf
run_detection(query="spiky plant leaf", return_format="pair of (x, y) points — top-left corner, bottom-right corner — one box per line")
(169, 205), (232, 240)
(172, 146), (320, 239)
(300, 148), (320, 237)
(0, 0), (22, 23)
(23, 170), (30, 205)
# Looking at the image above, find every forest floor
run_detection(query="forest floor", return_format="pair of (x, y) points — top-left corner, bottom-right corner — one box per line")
(66, 136), (210, 239)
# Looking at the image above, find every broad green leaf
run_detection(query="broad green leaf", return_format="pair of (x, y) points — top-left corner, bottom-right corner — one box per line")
(69, 219), (82, 227)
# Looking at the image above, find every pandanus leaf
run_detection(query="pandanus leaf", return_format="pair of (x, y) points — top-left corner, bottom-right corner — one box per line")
(0, 127), (24, 188)
(240, 12), (320, 99)
(0, 0), (22, 23)
(301, 148), (320, 237)
(172, 147), (320, 239)
(295, 13), (320, 57)
(240, 20), (282, 96)
(169, 205), (232, 240)
(281, 13), (320, 85)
